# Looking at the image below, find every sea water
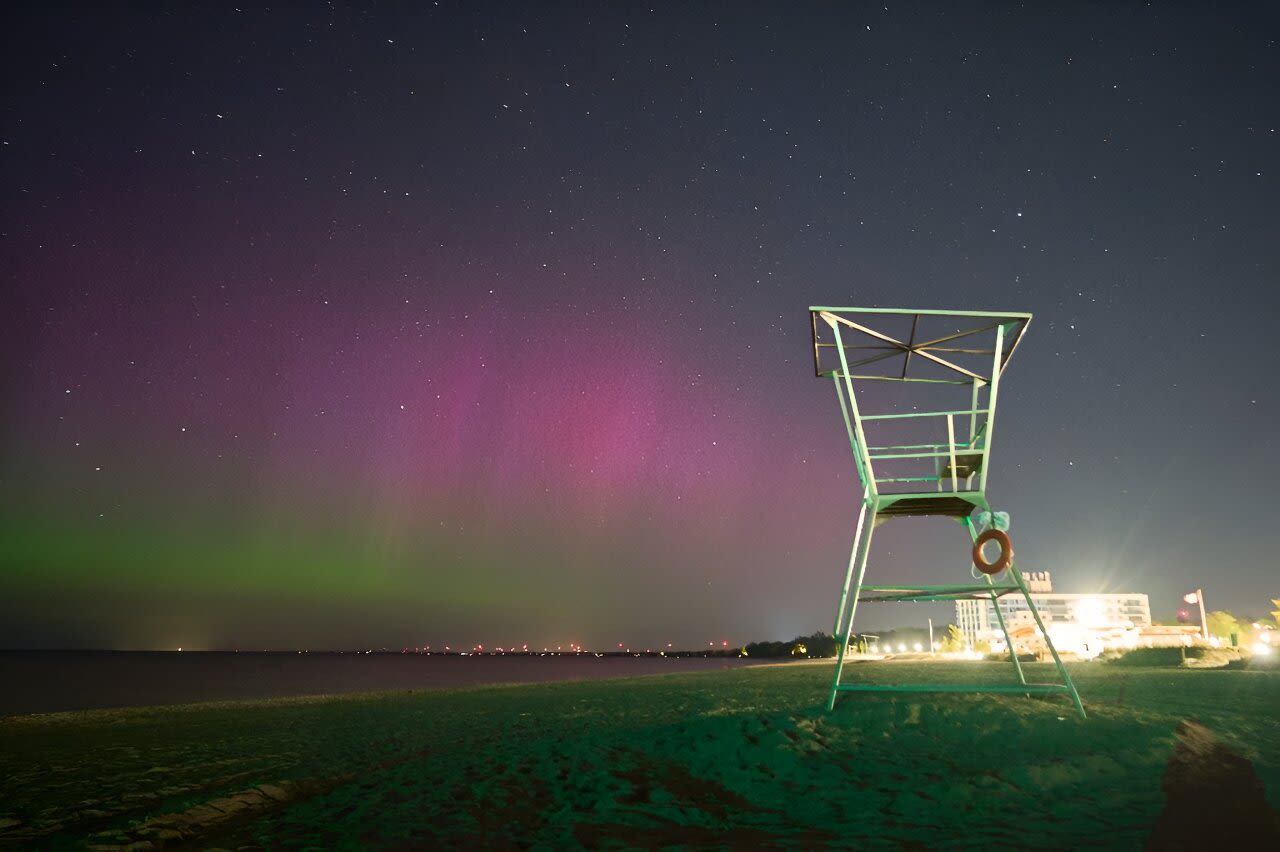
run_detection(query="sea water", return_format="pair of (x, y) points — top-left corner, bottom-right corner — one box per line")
(0, 650), (753, 715)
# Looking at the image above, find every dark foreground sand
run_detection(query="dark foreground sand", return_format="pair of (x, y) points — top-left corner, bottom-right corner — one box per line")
(2, 659), (1278, 848)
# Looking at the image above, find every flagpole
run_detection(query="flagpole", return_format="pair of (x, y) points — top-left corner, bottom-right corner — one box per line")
(1196, 588), (1208, 642)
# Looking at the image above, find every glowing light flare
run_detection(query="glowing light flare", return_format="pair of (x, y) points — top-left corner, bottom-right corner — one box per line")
(1073, 597), (1105, 627)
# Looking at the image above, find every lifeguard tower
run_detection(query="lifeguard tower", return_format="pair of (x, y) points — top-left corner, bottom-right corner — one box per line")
(809, 307), (1084, 718)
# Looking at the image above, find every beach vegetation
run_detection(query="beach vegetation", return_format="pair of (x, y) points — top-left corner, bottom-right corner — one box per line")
(1206, 610), (1242, 642)
(938, 624), (965, 652)
(742, 631), (836, 659)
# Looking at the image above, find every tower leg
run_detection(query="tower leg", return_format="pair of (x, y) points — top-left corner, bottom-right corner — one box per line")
(831, 499), (869, 642)
(827, 499), (878, 711)
(963, 516), (1027, 686)
(1009, 564), (1087, 719)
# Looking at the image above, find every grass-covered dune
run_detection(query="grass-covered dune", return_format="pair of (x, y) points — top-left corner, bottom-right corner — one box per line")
(2, 660), (1278, 848)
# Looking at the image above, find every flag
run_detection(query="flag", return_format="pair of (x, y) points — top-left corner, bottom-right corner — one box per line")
(1183, 592), (1200, 604)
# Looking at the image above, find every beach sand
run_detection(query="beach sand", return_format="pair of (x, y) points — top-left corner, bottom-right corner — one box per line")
(2, 659), (1278, 848)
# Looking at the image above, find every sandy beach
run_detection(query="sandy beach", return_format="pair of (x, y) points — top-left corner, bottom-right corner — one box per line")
(2, 659), (1278, 848)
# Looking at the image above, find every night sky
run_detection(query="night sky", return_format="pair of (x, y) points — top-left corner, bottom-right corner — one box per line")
(3, 3), (1277, 651)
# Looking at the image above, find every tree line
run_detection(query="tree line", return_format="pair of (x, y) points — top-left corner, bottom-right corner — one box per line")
(740, 631), (838, 658)
(739, 625), (973, 658)
(1193, 600), (1280, 644)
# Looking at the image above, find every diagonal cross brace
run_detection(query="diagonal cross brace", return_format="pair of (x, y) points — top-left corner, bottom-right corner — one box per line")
(819, 312), (986, 381)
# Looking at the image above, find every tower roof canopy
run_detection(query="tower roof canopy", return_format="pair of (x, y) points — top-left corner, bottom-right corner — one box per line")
(810, 307), (1032, 384)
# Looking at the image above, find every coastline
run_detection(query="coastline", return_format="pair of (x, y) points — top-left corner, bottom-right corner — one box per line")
(0, 649), (759, 716)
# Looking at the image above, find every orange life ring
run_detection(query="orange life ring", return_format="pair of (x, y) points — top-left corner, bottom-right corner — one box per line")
(972, 529), (1013, 575)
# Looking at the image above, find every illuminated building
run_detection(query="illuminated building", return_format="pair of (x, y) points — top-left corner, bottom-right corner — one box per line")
(954, 572), (1155, 658)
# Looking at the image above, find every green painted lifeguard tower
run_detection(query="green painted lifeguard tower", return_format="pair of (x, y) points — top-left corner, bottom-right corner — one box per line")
(810, 307), (1084, 718)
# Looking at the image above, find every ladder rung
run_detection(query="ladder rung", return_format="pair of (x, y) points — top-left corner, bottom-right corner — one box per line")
(836, 683), (1070, 695)
(875, 477), (941, 483)
(870, 450), (978, 460)
(856, 584), (1022, 602)
(860, 584), (1020, 592)
(861, 409), (991, 421)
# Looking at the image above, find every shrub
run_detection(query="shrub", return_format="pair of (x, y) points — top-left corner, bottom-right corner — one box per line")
(1108, 646), (1242, 668)
(1108, 647), (1195, 667)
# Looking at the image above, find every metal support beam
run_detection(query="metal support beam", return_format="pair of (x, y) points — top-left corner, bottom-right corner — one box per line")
(827, 498), (878, 711)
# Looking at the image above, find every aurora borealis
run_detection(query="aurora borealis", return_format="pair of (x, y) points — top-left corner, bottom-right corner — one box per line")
(2, 3), (1277, 650)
